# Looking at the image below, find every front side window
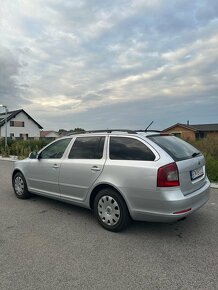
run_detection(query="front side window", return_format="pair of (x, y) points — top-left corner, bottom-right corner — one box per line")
(109, 137), (155, 161)
(69, 137), (105, 159)
(39, 138), (72, 159)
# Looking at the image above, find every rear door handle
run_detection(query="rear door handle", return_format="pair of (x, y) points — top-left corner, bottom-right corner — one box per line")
(53, 164), (59, 169)
(91, 166), (101, 172)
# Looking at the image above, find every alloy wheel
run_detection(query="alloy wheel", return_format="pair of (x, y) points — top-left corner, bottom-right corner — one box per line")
(98, 195), (121, 226)
(14, 176), (24, 196)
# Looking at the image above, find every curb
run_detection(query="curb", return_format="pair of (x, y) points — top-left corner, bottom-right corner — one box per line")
(211, 183), (218, 189)
(0, 156), (18, 162)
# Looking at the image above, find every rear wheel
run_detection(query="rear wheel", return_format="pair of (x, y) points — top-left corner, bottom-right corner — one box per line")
(13, 172), (31, 199)
(94, 188), (130, 232)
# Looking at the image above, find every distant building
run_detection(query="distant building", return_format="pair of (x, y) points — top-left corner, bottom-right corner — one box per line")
(0, 109), (43, 140)
(162, 123), (218, 141)
(40, 130), (59, 139)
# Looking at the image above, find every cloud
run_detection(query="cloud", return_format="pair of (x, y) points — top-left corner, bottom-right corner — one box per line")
(0, 0), (218, 129)
(0, 46), (28, 106)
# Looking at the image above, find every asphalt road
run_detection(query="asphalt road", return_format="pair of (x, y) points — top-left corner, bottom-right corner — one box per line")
(0, 161), (218, 290)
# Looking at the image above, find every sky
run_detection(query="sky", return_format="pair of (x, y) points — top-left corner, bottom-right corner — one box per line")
(0, 0), (218, 131)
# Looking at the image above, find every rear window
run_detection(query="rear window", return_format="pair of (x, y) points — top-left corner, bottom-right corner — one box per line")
(148, 135), (202, 161)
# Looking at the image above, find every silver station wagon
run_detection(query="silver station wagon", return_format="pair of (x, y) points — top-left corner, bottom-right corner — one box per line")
(12, 130), (210, 232)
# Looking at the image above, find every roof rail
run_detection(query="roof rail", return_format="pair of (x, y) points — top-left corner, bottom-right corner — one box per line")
(66, 129), (138, 136)
(137, 129), (161, 133)
(86, 129), (137, 134)
(65, 129), (161, 136)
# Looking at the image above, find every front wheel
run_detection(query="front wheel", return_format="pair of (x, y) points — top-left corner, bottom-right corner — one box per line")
(13, 172), (31, 199)
(94, 188), (130, 232)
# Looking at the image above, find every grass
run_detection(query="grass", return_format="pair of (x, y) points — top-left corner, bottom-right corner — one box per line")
(189, 137), (218, 182)
(205, 157), (218, 182)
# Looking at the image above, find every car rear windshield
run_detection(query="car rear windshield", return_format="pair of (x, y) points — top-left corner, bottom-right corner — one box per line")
(148, 135), (202, 161)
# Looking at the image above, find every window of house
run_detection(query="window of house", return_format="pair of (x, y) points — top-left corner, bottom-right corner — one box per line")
(109, 137), (155, 161)
(195, 132), (206, 140)
(68, 137), (105, 159)
(172, 133), (181, 138)
(10, 121), (24, 127)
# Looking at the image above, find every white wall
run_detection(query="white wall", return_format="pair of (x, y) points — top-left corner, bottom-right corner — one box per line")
(0, 111), (41, 138)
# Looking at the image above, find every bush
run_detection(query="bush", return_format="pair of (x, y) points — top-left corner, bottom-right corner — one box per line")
(189, 136), (218, 160)
(188, 137), (218, 182)
(205, 156), (218, 182)
(0, 139), (50, 159)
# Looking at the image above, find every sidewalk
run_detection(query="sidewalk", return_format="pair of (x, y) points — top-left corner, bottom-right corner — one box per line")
(211, 183), (218, 189)
(0, 156), (217, 188)
(0, 156), (18, 162)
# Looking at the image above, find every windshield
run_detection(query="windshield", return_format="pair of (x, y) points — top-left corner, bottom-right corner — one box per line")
(148, 135), (202, 161)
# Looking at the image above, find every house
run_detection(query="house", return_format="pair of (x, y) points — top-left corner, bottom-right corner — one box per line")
(0, 109), (43, 140)
(162, 123), (218, 141)
(40, 130), (59, 139)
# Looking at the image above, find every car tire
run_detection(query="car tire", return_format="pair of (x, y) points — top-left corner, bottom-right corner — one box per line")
(94, 188), (130, 232)
(13, 172), (31, 199)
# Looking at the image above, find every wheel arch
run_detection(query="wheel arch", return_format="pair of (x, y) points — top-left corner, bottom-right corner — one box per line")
(12, 169), (23, 178)
(12, 169), (26, 184)
(89, 183), (131, 214)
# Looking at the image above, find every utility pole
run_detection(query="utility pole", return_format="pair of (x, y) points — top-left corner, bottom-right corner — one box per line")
(0, 104), (8, 151)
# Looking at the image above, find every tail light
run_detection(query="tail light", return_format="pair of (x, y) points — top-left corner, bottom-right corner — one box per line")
(157, 162), (180, 187)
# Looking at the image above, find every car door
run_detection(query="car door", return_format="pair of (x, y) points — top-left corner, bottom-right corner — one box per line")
(27, 138), (72, 196)
(59, 136), (106, 201)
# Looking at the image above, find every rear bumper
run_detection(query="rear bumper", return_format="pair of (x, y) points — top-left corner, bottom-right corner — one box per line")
(130, 179), (210, 222)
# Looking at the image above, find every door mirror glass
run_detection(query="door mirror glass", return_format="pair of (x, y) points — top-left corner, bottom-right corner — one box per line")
(29, 151), (38, 159)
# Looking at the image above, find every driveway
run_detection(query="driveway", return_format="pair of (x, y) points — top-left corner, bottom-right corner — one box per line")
(0, 161), (218, 290)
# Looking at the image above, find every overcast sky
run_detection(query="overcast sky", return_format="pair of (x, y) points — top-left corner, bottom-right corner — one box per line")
(0, 0), (218, 130)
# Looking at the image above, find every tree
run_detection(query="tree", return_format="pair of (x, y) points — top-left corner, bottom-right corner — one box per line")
(71, 128), (85, 133)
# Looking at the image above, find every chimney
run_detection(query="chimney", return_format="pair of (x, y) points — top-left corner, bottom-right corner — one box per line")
(187, 120), (190, 125)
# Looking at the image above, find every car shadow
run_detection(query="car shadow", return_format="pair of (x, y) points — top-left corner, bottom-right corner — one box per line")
(28, 193), (93, 218)
(24, 193), (210, 239)
(124, 210), (210, 241)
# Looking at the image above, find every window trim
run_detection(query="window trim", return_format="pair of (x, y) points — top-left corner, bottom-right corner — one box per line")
(108, 135), (159, 161)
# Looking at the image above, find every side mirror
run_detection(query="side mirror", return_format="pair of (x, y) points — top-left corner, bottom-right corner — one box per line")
(29, 151), (38, 159)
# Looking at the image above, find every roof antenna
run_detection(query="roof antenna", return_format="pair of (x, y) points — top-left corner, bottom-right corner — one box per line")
(145, 121), (154, 131)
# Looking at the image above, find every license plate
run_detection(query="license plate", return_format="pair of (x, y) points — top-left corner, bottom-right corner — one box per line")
(190, 167), (204, 180)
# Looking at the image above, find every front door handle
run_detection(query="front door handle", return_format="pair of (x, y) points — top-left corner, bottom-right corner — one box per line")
(53, 164), (59, 169)
(91, 166), (101, 172)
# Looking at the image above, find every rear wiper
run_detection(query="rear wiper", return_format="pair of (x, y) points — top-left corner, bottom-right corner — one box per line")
(192, 152), (201, 157)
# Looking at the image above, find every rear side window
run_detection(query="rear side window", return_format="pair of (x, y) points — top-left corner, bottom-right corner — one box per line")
(148, 135), (201, 161)
(68, 137), (105, 159)
(109, 137), (155, 161)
